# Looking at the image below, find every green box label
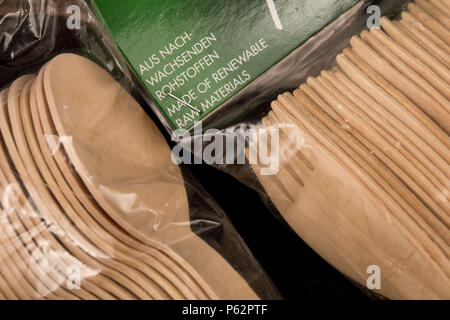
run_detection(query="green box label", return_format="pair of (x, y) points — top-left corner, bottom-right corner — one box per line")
(92, 0), (358, 131)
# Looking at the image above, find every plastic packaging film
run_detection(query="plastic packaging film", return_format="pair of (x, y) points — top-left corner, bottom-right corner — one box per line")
(0, 1), (279, 300)
(1, 0), (449, 301)
(247, 0), (450, 300)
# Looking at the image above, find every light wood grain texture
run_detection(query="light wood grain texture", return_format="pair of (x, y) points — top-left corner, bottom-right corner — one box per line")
(306, 74), (449, 218)
(2, 77), (136, 300)
(336, 52), (450, 223)
(365, 28), (450, 103)
(380, 17), (450, 85)
(291, 86), (449, 264)
(349, 35), (450, 133)
(0, 87), (41, 300)
(395, 19), (450, 69)
(251, 9), (450, 299)
(429, 0), (450, 15)
(312, 73), (450, 249)
(400, 11), (450, 55)
(0, 86), (101, 300)
(299, 79), (450, 252)
(415, 0), (450, 28)
(408, 3), (450, 45)
(252, 95), (450, 299)
(10, 79), (82, 299)
(329, 68), (450, 194)
(340, 48), (450, 154)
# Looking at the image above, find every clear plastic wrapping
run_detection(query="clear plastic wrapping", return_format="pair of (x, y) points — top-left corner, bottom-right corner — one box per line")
(190, 0), (449, 300)
(0, 0), (279, 300)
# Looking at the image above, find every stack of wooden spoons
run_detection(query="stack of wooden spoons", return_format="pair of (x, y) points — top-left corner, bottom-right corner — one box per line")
(252, 0), (449, 299)
(0, 53), (259, 300)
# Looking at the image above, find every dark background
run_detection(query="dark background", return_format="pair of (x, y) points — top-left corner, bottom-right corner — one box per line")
(188, 164), (369, 300)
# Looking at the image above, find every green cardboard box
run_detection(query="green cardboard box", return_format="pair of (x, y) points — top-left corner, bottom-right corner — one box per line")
(91, 0), (361, 132)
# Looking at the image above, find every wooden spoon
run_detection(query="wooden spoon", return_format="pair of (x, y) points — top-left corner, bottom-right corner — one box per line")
(13, 80), (156, 300)
(0, 158), (68, 300)
(0, 87), (103, 300)
(43, 54), (258, 300)
(0, 80), (98, 298)
(0, 86), (89, 299)
(3, 77), (143, 300)
(16, 78), (177, 300)
(24, 81), (187, 300)
(35, 64), (209, 300)
(3, 79), (85, 299)
(0, 86), (49, 299)
(33, 67), (203, 300)
(12, 77), (173, 299)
